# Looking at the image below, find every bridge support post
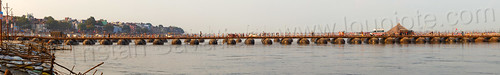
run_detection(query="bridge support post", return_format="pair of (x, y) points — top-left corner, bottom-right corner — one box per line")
(400, 37), (411, 44)
(333, 38), (345, 44)
(315, 38), (328, 44)
(147, 39), (154, 43)
(368, 38), (379, 44)
(445, 37), (457, 43)
(362, 38), (369, 44)
(244, 38), (255, 45)
(415, 37), (426, 44)
(153, 39), (165, 45)
(384, 37), (395, 44)
(430, 37), (442, 44)
(274, 38), (281, 43)
(171, 39), (182, 45)
(262, 38), (273, 45)
(83, 39), (96, 45)
(280, 38), (293, 45)
(117, 39), (129, 45)
(488, 37), (499, 42)
(236, 38), (242, 43)
(184, 39), (192, 43)
(99, 39), (112, 45)
(227, 39), (236, 45)
(208, 39), (218, 45)
(64, 39), (79, 45)
(189, 39), (199, 45)
(135, 39), (146, 45)
(475, 37), (486, 42)
(199, 39), (205, 43)
(349, 38), (362, 44)
(298, 38), (310, 45)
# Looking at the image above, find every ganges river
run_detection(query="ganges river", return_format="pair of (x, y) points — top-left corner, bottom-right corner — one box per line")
(54, 40), (500, 75)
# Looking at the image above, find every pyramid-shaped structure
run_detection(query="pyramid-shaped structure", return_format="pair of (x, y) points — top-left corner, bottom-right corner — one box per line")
(385, 23), (408, 34)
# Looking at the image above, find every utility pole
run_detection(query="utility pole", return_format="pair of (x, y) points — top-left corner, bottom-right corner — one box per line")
(9, 6), (11, 33)
(10, 9), (13, 36)
(3, 3), (10, 43)
(1, 0), (3, 45)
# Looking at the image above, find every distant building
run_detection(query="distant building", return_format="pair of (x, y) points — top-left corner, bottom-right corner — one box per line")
(64, 17), (72, 21)
(113, 26), (122, 33)
(101, 20), (108, 25)
(129, 24), (136, 32)
(144, 24), (152, 30)
(95, 25), (104, 32)
(35, 23), (47, 32)
(29, 19), (48, 32)
(72, 21), (81, 30)
(8, 14), (183, 34)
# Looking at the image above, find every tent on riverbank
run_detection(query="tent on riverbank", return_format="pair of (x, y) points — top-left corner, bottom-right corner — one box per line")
(386, 23), (413, 35)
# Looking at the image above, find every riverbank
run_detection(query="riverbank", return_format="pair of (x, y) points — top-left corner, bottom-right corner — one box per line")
(0, 41), (56, 75)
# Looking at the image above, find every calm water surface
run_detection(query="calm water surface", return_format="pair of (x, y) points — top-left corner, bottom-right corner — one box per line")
(54, 41), (500, 75)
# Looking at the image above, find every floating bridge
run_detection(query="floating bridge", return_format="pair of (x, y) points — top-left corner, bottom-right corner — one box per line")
(5, 34), (500, 45)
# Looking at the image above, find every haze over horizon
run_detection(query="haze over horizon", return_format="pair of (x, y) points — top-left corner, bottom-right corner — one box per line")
(4, 0), (500, 33)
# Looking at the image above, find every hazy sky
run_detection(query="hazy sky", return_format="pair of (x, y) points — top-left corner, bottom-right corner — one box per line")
(4, 0), (500, 33)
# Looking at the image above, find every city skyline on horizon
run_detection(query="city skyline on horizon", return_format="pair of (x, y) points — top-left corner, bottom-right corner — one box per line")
(3, 0), (500, 33)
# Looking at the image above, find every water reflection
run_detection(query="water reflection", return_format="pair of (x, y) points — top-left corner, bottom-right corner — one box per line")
(54, 43), (500, 75)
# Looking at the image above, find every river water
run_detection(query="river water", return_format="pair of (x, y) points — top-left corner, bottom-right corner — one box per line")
(54, 41), (500, 75)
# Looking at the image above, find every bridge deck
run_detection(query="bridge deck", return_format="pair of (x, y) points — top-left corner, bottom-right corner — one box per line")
(6, 35), (500, 40)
